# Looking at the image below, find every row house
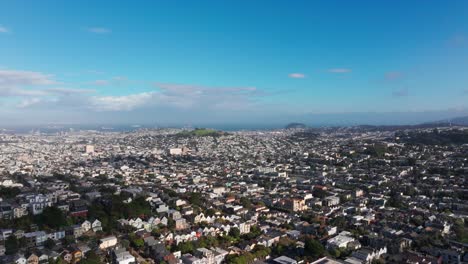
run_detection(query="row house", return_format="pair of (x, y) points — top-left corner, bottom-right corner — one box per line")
(192, 213), (240, 224)
(172, 231), (199, 245)
(118, 216), (168, 232)
(23, 231), (48, 248)
(49, 230), (66, 241)
(81, 219), (103, 233)
(25, 194), (52, 215)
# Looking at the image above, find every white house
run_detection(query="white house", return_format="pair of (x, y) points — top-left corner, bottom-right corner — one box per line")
(99, 236), (118, 250)
(327, 231), (356, 249)
(112, 248), (135, 264)
(92, 219), (103, 232)
(81, 220), (91, 232)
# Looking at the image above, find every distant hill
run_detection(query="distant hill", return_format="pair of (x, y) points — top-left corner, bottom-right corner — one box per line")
(449, 116), (468, 126)
(333, 122), (457, 132)
(421, 115), (468, 127)
(397, 128), (468, 145)
(285, 122), (307, 129)
(344, 116), (468, 132)
(176, 128), (227, 137)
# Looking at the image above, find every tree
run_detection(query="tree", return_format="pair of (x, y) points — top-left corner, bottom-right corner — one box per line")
(44, 238), (56, 249)
(279, 223), (294, 230)
(272, 243), (285, 255)
(132, 238), (144, 249)
(240, 197), (252, 209)
(205, 208), (217, 216)
(242, 225), (262, 240)
(0, 187), (21, 199)
(120, 239), (130, 249)
(329, 248), (341, 258)
(329, 216), (346, 229)
(5, 235), (19, 255)
(253, 245), (271, 259)
(188, 192), (203, 207)
(62, 235), (76, 247)
(229, 227), (241, 239)
(167, 218), (176, 230)
(312, 188), (328, 199)
(225, 254), (248, 264)
(176, 241), (194, 254)
(410, 215), (424, 227)
(453, 219), (468, 243)
(49, 258), (67, 264)
(129, 233), (144, 249)
(37, 206), (68, 229)
(80, 251), (103, 264)
(304, 237), (325, 258)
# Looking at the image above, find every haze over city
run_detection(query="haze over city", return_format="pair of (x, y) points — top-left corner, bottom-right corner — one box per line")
(1, 1), (468, 127)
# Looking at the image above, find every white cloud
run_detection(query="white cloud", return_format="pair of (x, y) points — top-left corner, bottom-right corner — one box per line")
(288, 73), (306, 78)
(45, 87), (96, 95)
(0, 87), (46, 97)
(90, 92), (155, 111)
(84, 83), (262, 112)
(92, 80), (110, 86)
(155, 83), (257, 95)
(87, 27), (111, 34)
(0, 69), (266, 118)
(0, 25), (9, 33)
(328, 68), (352, 73)
(0, 70), (95, 99)
(0, 70), (58, 86)
(17, 98), (42, 108)
(0, 69), (56, 97)
(90, 76), (129, 86)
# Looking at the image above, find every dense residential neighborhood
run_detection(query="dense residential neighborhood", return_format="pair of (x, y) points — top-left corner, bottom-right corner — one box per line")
(0, 126), (467, 264)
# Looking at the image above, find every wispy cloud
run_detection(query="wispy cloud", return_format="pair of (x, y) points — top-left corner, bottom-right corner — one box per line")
(111, 76), (130, 86)
(392, 88), (409, 97)
(385, 71), (403, 81)
(45, 87), (95, 95)
(0, 25), (9, 33)
(288, 73), (306, 79)
(0, 70), (58, 86)
(154, 83), (257, 94)
(1, 67), (270, 118)
(90, 76), (128, 86)
(17, 98), (43, 108)
(0, 87), (46, 97)
(153, 83), (262, 110)
(112, 76), (127, 81)
(447, 34), (466, 47)
(0, 69), (95, 103)
(90, 92), (154, 111)
(92, 80), (110, 86)
(328, 68), (352, 73)
(86, 70), (105, 75)
(87, 27), (111, 34)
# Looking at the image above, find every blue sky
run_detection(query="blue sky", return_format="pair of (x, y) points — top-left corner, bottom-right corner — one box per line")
(1, 0), (468, 126)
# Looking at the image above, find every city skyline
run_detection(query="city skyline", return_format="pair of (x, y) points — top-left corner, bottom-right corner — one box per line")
(1, 0), (468, 125)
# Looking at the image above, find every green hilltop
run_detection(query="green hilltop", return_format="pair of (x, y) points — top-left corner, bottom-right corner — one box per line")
(177, 128), (226, 137)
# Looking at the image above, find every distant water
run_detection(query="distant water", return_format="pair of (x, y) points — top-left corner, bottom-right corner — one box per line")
(0, 125), (152, 134)
(0, 123), (290, 134)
